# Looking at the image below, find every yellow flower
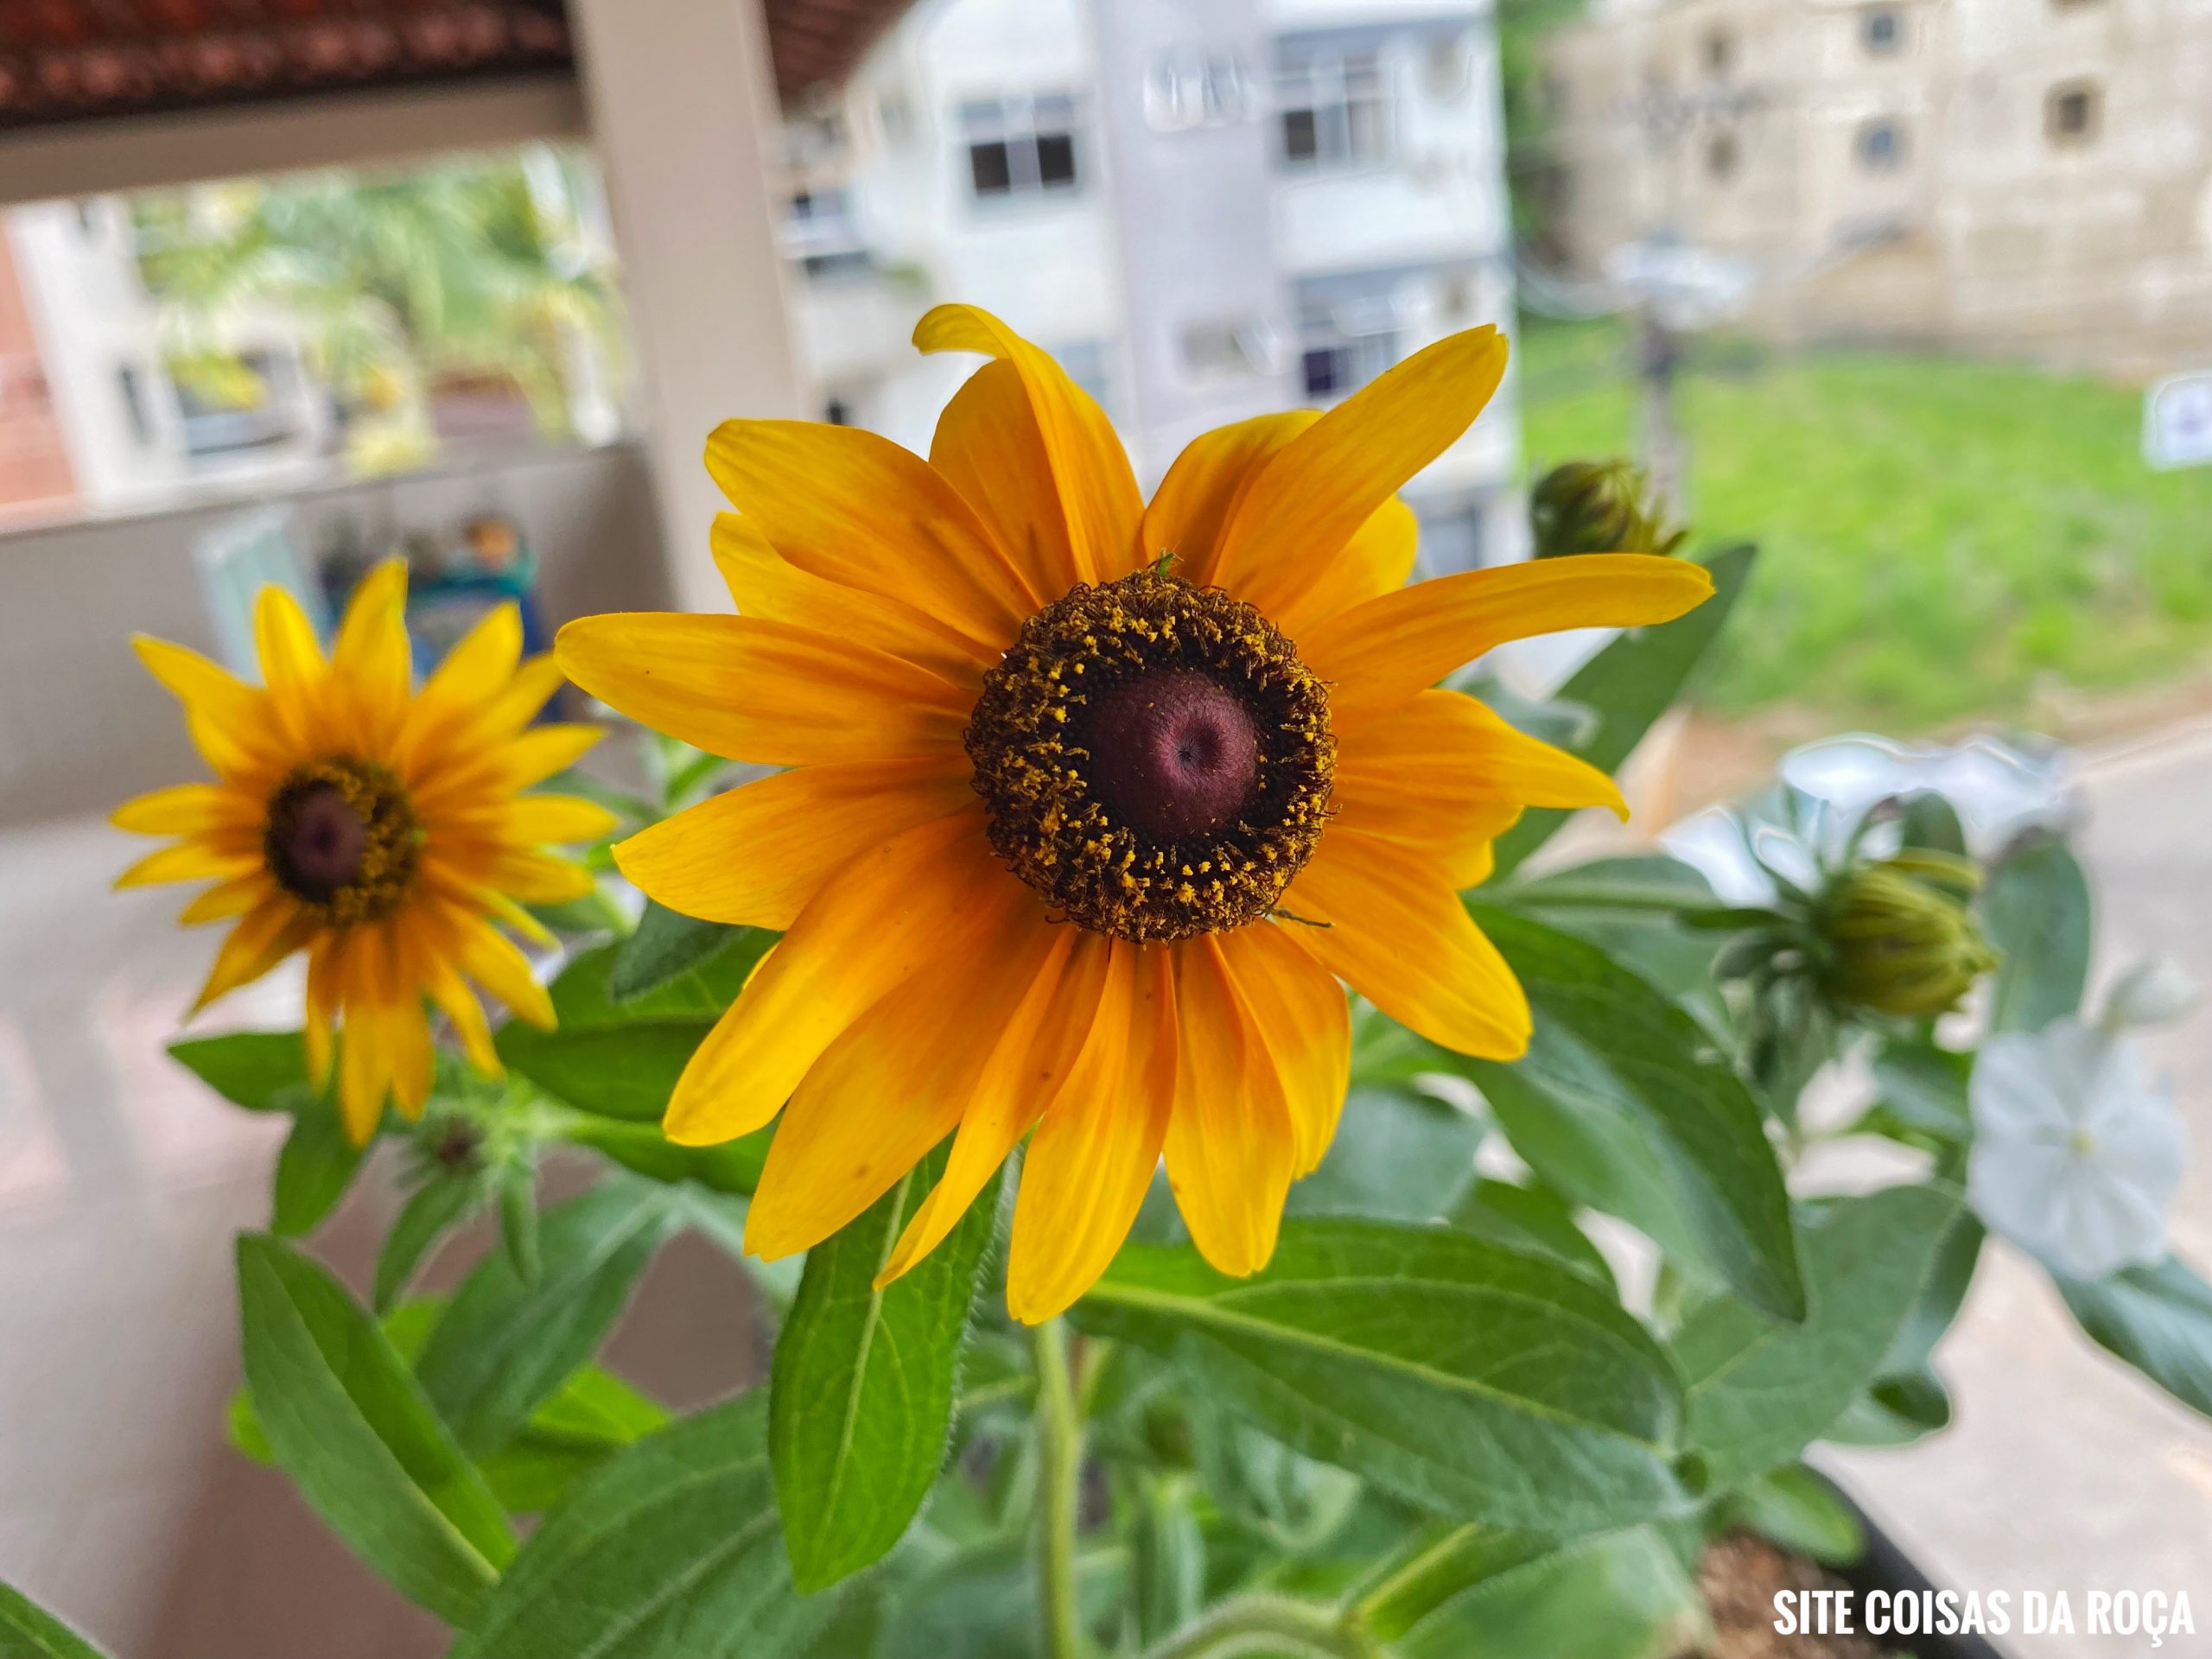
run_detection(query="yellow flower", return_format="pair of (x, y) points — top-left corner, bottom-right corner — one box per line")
(117, 560), (614, 1143)
(557, 305), (1712, 1322)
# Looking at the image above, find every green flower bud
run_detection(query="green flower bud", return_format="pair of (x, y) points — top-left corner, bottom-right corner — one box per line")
(1529, 458), (1687, 561)
(1819, 855), (1999, 1018)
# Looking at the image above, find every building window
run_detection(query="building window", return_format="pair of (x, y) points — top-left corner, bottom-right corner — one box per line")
(962, 93), (1081, 200)
(1707, 132), (1739, 181)
(1144, 50), (1253, 132)
(2047, 80), (2101, 144)
(1278, 52), (1389, 169)
(1704, 29), (1732, 74)
(1299, 306), (1397, 399)
(1863, 8), (1902, 54)
(1857, 118), (1906, 170)
(783, 188), (871, 279)
(823, 397), (851, 426)
(1180, 319), (1275, 385)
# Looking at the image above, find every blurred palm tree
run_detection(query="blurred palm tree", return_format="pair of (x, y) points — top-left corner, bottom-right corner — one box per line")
(137, 145), (626, 474)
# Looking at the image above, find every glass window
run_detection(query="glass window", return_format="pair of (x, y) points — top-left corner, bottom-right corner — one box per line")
(1297, 307), (1397, 399)
(1857, 119), (1906, 169)
(2047, 81), (2101, 144)
(961, 94), (1083, 201)
(1144, 49), (1254, 133)
(1707, 131), (1740, 181)
(1278, 52), (1390, 169)
(1864, 9), (1902, 54)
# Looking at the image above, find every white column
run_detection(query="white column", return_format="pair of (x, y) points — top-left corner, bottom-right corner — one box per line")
(568, 0), (812, 612)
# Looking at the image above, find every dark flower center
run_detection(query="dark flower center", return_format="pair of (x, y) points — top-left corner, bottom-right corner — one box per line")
(264, 758), (423, 925)
(1088, 670), (1262, 841)
(966, 567), (1334, 942)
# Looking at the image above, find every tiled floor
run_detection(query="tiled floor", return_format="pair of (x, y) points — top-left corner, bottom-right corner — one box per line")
(3, 724), (2209, 1654)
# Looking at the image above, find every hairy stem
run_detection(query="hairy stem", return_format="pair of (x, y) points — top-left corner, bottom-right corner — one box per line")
(1135, 1592), (1370, 1659)
(1032, 1319), (1085, 1659)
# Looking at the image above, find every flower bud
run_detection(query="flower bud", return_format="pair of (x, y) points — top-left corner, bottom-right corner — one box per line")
(1819, 857), (1999, 1018)
(1529, 458), (1686, 560)
(2101, 958), (2201, 1032)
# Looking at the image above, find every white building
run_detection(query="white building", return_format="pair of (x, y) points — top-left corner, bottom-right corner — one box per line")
(782, 0), (1525, 575)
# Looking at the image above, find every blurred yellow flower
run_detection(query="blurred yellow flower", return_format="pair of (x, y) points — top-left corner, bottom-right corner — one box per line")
(558, 304), (1712, 1321)
(117, 560), (613, 1142)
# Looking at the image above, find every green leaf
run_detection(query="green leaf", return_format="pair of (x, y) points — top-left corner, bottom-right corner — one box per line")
(1497, 855), (1719, 914)
(611, 902), (761, 1003)
(1192, 1402), (1361, 1551)
(497, 1164), (542, 1284)
(1448, 1178), (1616, 1287)
(498, 935), (771, 1123)
(1723, 1465), (1866, 1567)
(556, 1111), (768, 1195)
(168, 1029), (312, 1111)
(1867, 1039), (1973, 1142)
(0, 1582), (109, 1659)
(477, 1366), (672, 1515)
(236, 1235), (512, 1624)
(1073, 1219), (1686, 1534)
(270, 1095), (365, 1236)
(1490, 543), (1753, 879)
(2057, 1255), (2212, 1421)
(375, 1178), (484, 1313)
(1284, 1082), (1483, 1223)
(415, 1182), (675, 1456)
(1357, 1521), (1705, 1659)
(770, 1151), (1001, 1592)
(1673, 1185), (1961, 1491)
(1982, 836), (2091, 1033)
(448, 1393), (835, 1659)
(1461, 906), (1805, 1321)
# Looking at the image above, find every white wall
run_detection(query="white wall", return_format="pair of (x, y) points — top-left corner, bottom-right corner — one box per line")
(0, 441), (666, 824)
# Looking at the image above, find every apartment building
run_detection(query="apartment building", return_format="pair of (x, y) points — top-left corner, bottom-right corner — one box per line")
(780, 0), (1525, 574)
(1545, 0), (2212, 377)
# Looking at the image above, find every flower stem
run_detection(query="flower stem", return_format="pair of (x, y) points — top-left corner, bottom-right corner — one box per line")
(1031, 1319), (1085, 1659)
(1135, 1593), (1370, 1659)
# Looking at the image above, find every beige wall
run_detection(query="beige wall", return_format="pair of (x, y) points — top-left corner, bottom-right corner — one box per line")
(1547, 0), (2212, 375)
(0, 442), (668, 826)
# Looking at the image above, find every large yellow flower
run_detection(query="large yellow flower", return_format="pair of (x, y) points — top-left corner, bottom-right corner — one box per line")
(118, 560), (614, 1142)
(558, 306), (1711, 1322)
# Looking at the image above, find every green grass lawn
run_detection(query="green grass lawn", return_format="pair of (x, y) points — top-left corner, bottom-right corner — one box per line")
(1514, 318), (2212, 730)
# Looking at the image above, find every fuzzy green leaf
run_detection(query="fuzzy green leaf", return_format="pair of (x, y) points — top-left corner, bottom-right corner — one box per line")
(168, 1029), (311, 1112)
(0, 1582), (111, 1659)
(770, 1151), (1001, 1592)
(415, 1182), (675, 1456)
(2058, 1255), (2212, 1421)
(448, 1394), (835, 1659)
(1982, 836), (2091, 1033)
(1673, 1185), (1961, 1491)
(1073, 1219), (1685, 1534)
(236, 1235), (512, 1624)
(270, 1094), (365, 1236)
(1463, 906), (1805, 1321)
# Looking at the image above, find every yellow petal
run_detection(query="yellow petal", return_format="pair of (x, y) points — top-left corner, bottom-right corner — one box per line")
(713, 512), (992, 684)
(877, 927), (1106, 1286)
(664, 810), (1022, 1147)
(705, 419), (1034, 648)
(487, 794), (621, 846)
(1146, 411), (1319, 582)
(331, 558), (413, 748)
(131, 636), (283, 778)
(1218, 924), (1350, 1178)
(180, 871), (270, 925)
(1306, 555), (1716, 723)
(455, 916), (554, 1029)
(1281, 828), (1529, 1059)
(117, 841), (259, 890)
(336, 1007), (390, 1145)
(1007, 940), (1178, 1324)
(557, 613), (970, 766)
(1147, 412), (1422, 639)
(744, 899), (1061, 1260)
(916, 303), (1145, 588)
(1209, 327), (1506, 626)
(253, 583), (327, 746)
(111, 783), (253, 836)
(397, 602), (523, 763)
(613, 757), (976, 930)
(427, 962), (499, 1077)
(1163, 936), (1295, 1278)
(192, 898), (310, 1012)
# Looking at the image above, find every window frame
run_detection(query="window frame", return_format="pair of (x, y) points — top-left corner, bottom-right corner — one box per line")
(959, 92), (1084, 203)
(1276, 50), (1393, 172)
